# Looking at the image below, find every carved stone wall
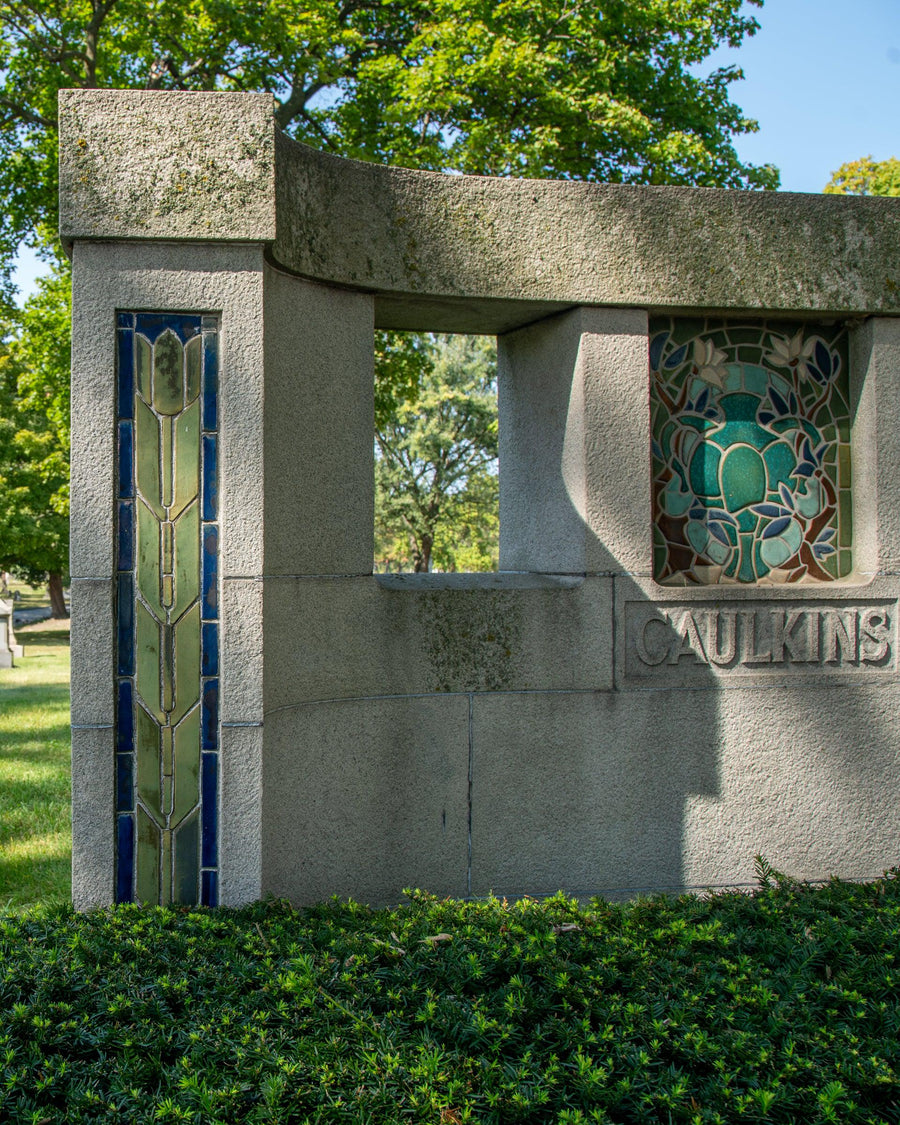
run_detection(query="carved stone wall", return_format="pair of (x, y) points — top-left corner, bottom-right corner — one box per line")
(62, 90), (900, 908)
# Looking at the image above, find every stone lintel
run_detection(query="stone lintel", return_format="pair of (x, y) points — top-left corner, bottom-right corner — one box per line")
(59, 90), (900, 334)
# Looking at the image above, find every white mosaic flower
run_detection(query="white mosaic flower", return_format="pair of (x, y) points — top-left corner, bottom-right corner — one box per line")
(692, 339), (728, 388)
(767, 328), (815, 371)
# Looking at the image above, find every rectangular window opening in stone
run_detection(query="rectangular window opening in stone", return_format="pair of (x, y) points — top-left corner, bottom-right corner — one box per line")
(650, 317), (852, 585)
(374, 331), (499, 573)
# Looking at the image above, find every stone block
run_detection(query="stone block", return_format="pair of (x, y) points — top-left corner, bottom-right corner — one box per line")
(221, 579), (264, 724)
(852, 318), (900, 576)
(69, 579), (114, 726)
(219, 723), (264, 907)
(499, 307), (650, 575)
(262, 696), (470, 904)
(614, 576), (900, 691)
(262, 269), (374, 576)
(71, 725), (115, 909)
(262, 573), (612, 710)
(681, 682), (900, 887)
(59, 90), (275, 247)
(70, 241), (266, 580)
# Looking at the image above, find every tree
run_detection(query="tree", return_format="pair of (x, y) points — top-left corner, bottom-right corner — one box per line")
(824, 156), (900, 197)
(0, 0), (776, 277)
(0, 0), (777, 578)
(0, 265), (70, 615)
(375, 334), (498, 572)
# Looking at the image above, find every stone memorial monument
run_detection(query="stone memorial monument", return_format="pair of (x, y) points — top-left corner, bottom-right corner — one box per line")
(62, 89), (900, 910)
(0, 598), (18, 668)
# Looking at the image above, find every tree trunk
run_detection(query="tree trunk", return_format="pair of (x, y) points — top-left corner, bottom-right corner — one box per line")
(414, 533), (433, 573)
(48, 573), (69, 619)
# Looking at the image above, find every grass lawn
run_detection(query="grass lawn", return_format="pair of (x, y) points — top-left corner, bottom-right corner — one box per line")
(0, 623), (71, 908)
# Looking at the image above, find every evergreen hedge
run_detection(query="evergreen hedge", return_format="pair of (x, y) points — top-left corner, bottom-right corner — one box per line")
(1, 864), (898, 1123)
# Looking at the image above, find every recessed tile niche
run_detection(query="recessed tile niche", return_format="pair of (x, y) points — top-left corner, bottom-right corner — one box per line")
(650, 318), (852, 586)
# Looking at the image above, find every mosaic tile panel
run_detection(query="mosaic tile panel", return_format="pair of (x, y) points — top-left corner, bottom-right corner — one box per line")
(650, 319), (852, 586)
(116, 312), (219, 906)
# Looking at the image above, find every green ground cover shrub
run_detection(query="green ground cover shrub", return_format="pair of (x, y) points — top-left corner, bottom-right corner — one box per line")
(0, 626), (71, 907)
(1, 872), (898, 1124)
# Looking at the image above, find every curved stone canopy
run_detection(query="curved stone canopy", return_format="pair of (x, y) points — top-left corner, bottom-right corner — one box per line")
(59, 89), (900, 333)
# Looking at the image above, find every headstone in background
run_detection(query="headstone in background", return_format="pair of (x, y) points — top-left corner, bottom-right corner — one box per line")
(0, 598), (15, 667)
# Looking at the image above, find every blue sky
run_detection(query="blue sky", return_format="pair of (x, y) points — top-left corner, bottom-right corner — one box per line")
(12, 0), (899, 297)
(697, 0), (900, 193)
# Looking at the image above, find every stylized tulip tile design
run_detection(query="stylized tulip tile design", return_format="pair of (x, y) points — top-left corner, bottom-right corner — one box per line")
(650, 318), (851, 586)
(116, 312), (219, 905)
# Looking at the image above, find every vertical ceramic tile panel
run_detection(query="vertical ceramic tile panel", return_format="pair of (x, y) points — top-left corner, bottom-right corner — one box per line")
(650, 319), (852, 586)
(116, 312), (219, 905)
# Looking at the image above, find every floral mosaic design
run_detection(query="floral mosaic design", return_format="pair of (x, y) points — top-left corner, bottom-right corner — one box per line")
(651, 318), (852, 585)
(116, 313), (219, 906)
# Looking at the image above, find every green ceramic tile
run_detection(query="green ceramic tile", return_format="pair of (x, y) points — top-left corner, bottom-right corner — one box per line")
(135, 499), (163, 618)
(172, 502), (200, 622)
(136, 334), (152, 399)
(839, 491), (853, 548)
(173, 811), (199, 906)
(135, 808), (160, 904)
(162, 723), (174, 777)
(185, 335), (202, 404)
(162, 623), (174, 713)
(171, 399), (201, 519)
(152, 330), (185, 416)
(172, 706), (201, 826)
(162, 521), (174, 573)
(838, 445), (851, 489)
(134, 397), (164, 518)
(161, 829), (173, 905)
(161, 417), (174, 509)
(135, 704), (162, 819)
(171, 603), (201, 725)
(135, 600), (164, 721)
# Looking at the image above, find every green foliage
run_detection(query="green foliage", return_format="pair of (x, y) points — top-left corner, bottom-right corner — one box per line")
(825, 157), (900, 197)
(0, 263), (70, 585)
(375, 334), (498, 572)
(0, 0), (778, 579)
(0, 0), (776, 277)
(1, 875), (899, 1122)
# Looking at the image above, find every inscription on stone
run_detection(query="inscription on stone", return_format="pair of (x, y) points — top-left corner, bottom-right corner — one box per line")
(624, 601), (896, 682)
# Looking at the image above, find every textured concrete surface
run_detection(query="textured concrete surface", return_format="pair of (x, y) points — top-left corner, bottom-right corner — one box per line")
(263, 268), (374, 576)
(60, 91), (900, 334)
(681, 682), (900, 887)
(615, 576), (900, 690)
(471, 684), (900, 897)
(262, 574), (611, 710)
(71, 725), (115, 910)
(852, 318), (900, 576)
(262, 697), (470, 904)
(59, 90), (275, 247)
(469, 691), (720, 897)
(219, 724), (264, 906)
(69, 579), (113, 727)
(499, 307), (650, 575)
(221, 579), (264, 725)
(69, 241), (266, 582)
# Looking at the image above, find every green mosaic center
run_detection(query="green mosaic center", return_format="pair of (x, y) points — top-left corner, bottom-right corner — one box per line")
(651, 320), (852, 586)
